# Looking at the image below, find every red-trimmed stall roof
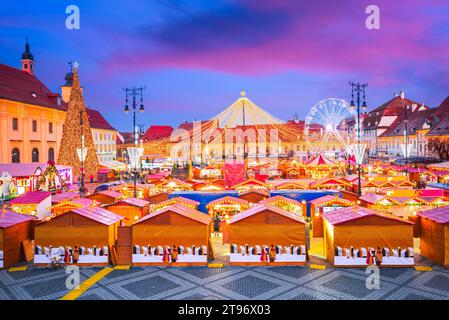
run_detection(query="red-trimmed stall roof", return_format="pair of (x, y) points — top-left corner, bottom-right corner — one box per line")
(9, 191), (52, 205)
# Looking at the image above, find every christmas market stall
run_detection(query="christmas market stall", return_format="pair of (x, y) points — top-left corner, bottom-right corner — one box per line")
(50, 192), (79, 205)
(150, 196), (200, 212)
(49, 198), (101, 217)
(310, 178), (351, 191)
(273, 181), (308, 190)
(361, 189), (449, 218)
(0, 210), (34, 269)
(310, 195), (355, 237)
(418, 206), (449, 267)
(113, 183), (150, 199)
(106, 198), (150, 225)
(238, 189), (269, 203)
(34, 207), (123, 266)
(146, 192), (169, 204)
(132, 204), (212, 266)
(150, 179), (193, 193)
(232, 179), (270, 194)
(261, 196), (306, 217)
(206, 196), (250, 236)
(323, 207), (414, 267)
(228, 204), (307, 266)
(9, 191), (52, 219)
(87, 190), (123, 205)
(192, 179), (225, 191)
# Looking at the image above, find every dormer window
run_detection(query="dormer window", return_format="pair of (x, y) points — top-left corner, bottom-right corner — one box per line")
(31, 92), (37, 98)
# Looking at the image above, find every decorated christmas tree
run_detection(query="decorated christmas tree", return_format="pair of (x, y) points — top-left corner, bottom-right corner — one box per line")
(34, 161), (69, 192)
(57, 63), (99, 181)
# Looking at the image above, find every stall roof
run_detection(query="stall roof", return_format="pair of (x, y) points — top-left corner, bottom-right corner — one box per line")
(309, 195), (353, 205)
(261, 195), (302, 206)
(229, 204), (306, 224)
(323, 207), (413, 225)
(359, 193), (385, 204)
(9, 191), (52, 204)
(96, 190), (123, 198)
(136, 204), (211, 225)
(206, 195), (249, 208)
(0, 210), (35, 228)
(418, 206), (449, 224)
(118, 198), (150, 208)
(51, 192), (79, 204)
(70, 207), (123, 226)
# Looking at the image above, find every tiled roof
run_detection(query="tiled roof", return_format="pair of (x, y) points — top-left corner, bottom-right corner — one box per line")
(363, 96), (428, 130)
(427, 96), (449, 135)
(418, 206), (449, 224)
(323, 206), (413, 225)
(229, 204), (305, 224)
(0, 63), (67, 111)
(9, 191), (52, 204)
(86, 108), (116, 131)
(143, 125), (173, 141)
(135, 204), (211, 225)
(0, 210), (35, 228)
(71, 207), (123, 225)
(381, 108), (435, 137)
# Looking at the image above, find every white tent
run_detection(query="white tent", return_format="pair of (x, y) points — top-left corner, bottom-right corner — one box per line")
(212, 92), (284, 128)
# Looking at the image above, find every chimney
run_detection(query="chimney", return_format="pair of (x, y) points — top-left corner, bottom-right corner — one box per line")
(399, 91), (405, 99)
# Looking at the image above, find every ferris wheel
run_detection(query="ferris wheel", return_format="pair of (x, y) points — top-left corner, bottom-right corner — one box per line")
(304, 98), (357, 156)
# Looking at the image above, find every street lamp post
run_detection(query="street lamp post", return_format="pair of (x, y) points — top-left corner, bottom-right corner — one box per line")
(124, 86), (145, 198)
(349, 82), (368, 197)
(76, 111), (88, 197)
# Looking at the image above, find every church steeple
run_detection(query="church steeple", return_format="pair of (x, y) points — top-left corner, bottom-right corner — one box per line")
(21, 38), (35, 75)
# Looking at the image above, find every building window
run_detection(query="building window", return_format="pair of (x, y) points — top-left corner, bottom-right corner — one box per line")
(11, 148), (20, 163)
(12, 118), (18, 130)
(32, 148), (39, 162)
(32, 120), (37, 132)
(48, 147), (55, 162)
(49, 122), (53, 134)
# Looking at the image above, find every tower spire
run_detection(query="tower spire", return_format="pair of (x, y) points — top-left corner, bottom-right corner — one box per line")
(21, 38), (35, 75)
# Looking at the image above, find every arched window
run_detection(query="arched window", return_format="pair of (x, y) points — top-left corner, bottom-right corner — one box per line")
(11, 148), (20, 163)
(48, 147), (55, 162)
(32, 148), (39, 162)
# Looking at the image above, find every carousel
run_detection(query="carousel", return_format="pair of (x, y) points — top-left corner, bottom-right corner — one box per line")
(305, 154), (343, 179)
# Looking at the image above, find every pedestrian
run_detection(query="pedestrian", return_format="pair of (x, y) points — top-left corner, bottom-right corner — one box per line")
(269, 245), (276, 263)
(375, 246), (383, 266)
(64, 247), (71, 264)
(366, 250), (374, 266)
(72, 246), (79, 264)
(213, 214), (220, 237)
(171, 245), (178, 263)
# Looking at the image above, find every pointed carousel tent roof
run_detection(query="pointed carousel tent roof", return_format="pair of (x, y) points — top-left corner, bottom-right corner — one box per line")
(212, 92), (284, 128)
(306, 154), (336, 166)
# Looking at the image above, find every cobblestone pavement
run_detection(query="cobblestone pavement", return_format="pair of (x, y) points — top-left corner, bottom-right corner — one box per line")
(1, 262), (448, 300)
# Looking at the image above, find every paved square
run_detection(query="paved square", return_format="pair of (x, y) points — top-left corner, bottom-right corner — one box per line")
(1, 264), (448, 300)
